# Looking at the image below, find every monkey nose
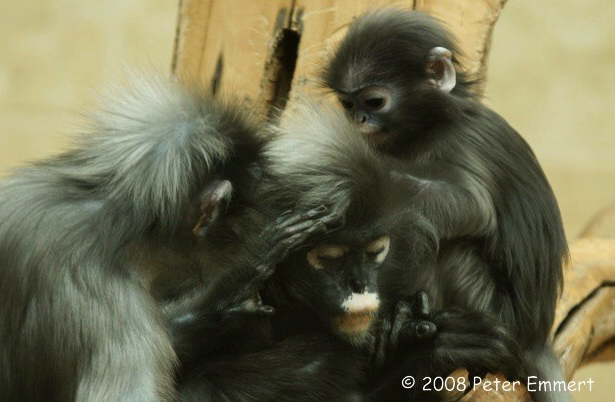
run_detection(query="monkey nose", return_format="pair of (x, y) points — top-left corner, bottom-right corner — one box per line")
(350, 278), (366, 293)
(354, 113), (368, 125)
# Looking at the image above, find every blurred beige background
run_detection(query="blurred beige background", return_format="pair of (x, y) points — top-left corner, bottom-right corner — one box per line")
(0, 1), (613, 400)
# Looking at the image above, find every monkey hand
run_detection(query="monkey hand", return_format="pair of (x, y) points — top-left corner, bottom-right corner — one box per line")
(417, 309), (525, 383)
(367, 306), (523, 401)
(259, 204), (341, 270)
(224, 205), (337, 320)
(370, 291), (437, 373)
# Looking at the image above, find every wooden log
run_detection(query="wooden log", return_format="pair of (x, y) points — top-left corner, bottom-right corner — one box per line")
(173, 0), (294, 115)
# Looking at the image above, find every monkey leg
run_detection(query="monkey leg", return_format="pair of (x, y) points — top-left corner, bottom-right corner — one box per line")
(436, 243), (572, 401)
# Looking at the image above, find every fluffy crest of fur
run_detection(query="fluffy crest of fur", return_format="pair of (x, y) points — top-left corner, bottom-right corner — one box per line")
(263, 101), (392, 223)
(5, 75), (263, 233)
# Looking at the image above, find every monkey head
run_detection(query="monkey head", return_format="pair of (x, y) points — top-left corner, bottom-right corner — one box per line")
(322, 8), (469, 150)
(261, 102), (437, 345)
(286, 222), (392, 345)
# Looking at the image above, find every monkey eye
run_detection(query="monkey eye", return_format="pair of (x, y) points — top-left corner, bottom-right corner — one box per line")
(307, 244), (348, 269)
(364, 97), (384, 109)
(365, 236), (390, 263)
(360, 88), (391, 112)
(340, 99), (354, 110)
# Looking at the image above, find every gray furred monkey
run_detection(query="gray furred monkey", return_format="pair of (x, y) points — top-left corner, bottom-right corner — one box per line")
(323, 9), (569, 401)
(0, 76), (331, 402)
(173, 103), (523, 401)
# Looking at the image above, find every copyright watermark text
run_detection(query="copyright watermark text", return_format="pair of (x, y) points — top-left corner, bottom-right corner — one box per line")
(401, 375), (595, 393)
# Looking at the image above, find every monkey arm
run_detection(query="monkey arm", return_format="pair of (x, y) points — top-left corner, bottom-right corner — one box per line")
(167, 205), (334, 370)
(391, 167), (496, 240)
(165, 275), (275, 369)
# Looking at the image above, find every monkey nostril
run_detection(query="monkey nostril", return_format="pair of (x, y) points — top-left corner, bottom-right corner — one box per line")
(355, 114), (368, 125)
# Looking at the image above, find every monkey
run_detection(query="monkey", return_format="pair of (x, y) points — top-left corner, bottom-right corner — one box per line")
(322, 9), (569, 401)
(0, 75), (333, 402)
(172, 102), (524, 401)
(0, 72), (520, 401)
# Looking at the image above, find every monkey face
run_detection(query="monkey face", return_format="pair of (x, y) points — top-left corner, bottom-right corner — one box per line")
(337, 86), (398, 147)
(303, 235), (390, 344)
(324, 9), (460, 150)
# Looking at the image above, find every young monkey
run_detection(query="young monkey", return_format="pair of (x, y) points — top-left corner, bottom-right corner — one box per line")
(323, 9), (569, 402)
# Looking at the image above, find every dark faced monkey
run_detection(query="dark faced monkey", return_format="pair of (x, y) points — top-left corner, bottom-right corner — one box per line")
(323, 9), (569, 402)
(0, 76), (331, 402)
(173, 103), (524, 401)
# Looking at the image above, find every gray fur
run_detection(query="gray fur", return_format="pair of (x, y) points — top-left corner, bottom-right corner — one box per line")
(0, 75), (262, 401)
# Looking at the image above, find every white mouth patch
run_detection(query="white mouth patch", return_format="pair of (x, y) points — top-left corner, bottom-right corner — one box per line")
(359, 124), (381, 136)
(341, 292), (380, 313)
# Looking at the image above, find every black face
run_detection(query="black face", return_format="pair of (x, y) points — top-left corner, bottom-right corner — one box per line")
(294, 232), (391, 344)
(325, 11), (460, 150)
(336, 85), (403, 147)
(338, 86), (393, 144)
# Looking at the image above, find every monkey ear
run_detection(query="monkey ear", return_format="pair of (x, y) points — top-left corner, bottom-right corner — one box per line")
(190, 180), (233, 237)
(426, 47), (456, 93)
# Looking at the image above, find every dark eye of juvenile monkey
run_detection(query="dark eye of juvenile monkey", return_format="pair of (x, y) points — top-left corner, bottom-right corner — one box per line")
(360, 88), (391, 112)
(340, 99), (354, 110)
(364, 97), (384, 109)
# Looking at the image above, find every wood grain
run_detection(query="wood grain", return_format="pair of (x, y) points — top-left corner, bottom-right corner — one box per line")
(173, 0), (507, 111)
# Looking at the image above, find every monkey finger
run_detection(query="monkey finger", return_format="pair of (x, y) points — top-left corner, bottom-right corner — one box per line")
(253, 263), (275, 281)
(317, 210), (347, 230)
(266, 221), (326, 262)
(227, 297), (274, 317)
(411, 320), (437, 340)
(283, 220), (327, 242)
(281, 219), (317, 236)
(370, 317), (393, 370)
(410, 290), (432, 318)
(274, 210), (294, 224)
(254, 305), (275, 316)
(276, 205), (327, 229)
(306, 204), (327, 218)
(389, 301), (413, 350)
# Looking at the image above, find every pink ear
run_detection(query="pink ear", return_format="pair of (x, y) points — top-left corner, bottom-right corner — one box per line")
(426, 47), (456, 93)
(191, 180), (233, 236)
